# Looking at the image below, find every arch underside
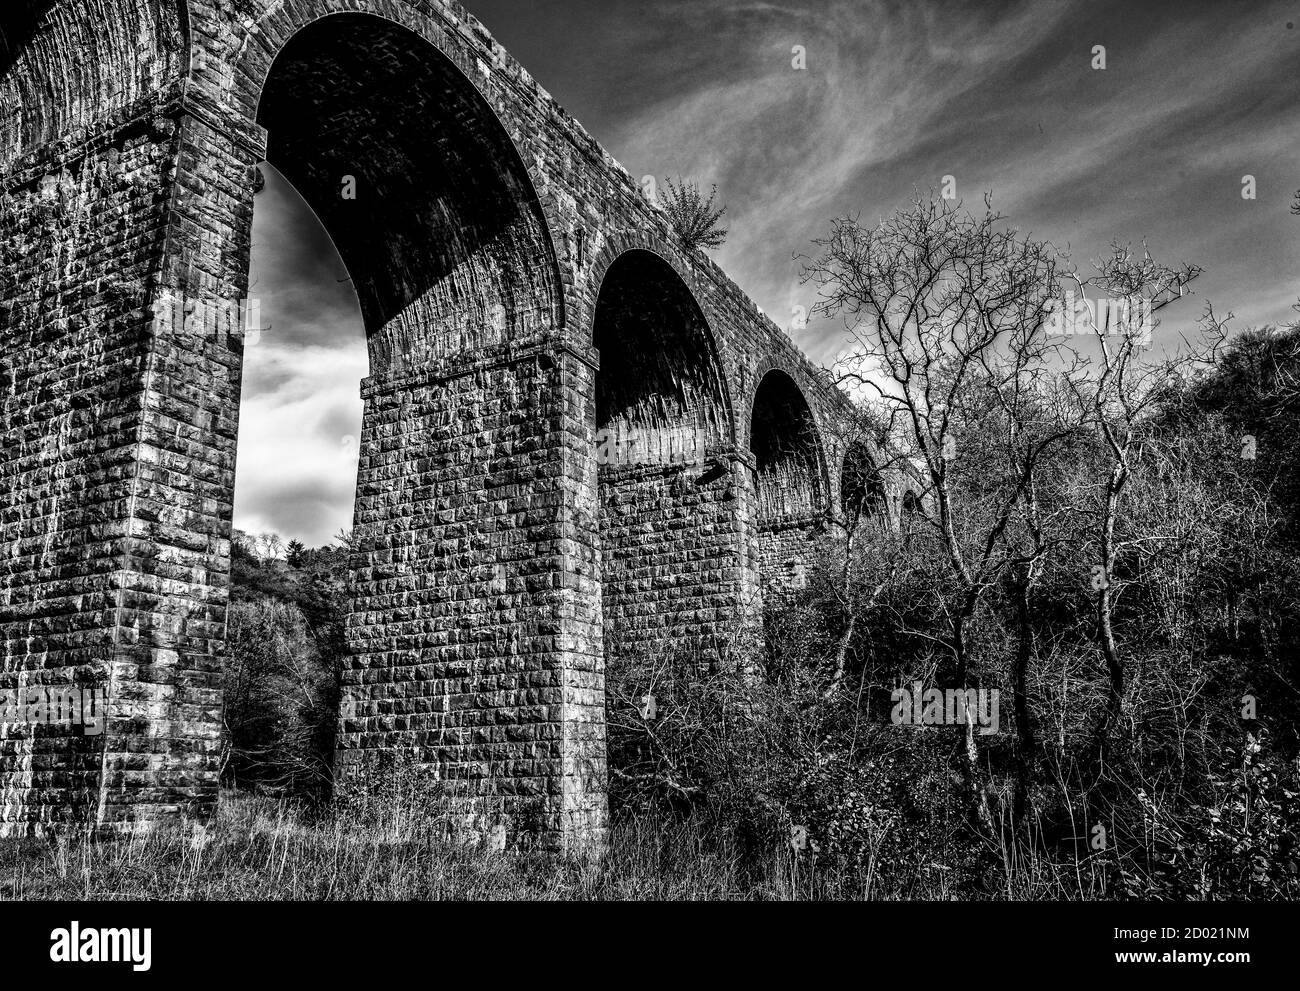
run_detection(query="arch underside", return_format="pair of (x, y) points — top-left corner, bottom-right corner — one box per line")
(257, 13), (560, 376)
(750, 369), (826, 594)
(0, 0), (184, 166)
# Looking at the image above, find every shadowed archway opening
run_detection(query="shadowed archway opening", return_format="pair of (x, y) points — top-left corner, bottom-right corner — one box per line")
(255, 12), (560, 376)
(593, 250), (734, 673)
(750, 370), (824, 522)
(749, 369), (825, 594)
(594, 250), (729, 452)
(841, 441), (886, 528)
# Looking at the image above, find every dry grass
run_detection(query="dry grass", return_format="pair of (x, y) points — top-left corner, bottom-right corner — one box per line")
(8, 789), (1254, 900)
(0, 793), (882, 901)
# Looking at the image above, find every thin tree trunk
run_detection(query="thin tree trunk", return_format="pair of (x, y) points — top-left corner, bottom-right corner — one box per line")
(824, 611), (858, 699)
(953, 610), (995, 836)
(1090, 463), (1127, 777)
(1012, 570), (1036, 823)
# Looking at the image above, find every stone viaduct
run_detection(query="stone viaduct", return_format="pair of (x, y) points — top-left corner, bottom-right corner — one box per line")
(0, 0), (900, 849)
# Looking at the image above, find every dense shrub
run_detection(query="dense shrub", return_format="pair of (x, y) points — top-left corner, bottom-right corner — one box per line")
(221, 535), (347, 802)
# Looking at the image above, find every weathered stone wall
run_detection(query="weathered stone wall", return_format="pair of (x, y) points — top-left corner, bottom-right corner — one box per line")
(757, 518), (821, 597)
(0, 0), (237, 829)
(0, 0), (876, 846)
(92, 105), (249, 831)
(0, 130), (166, 831)
(598, 461), (748, 671)
(343, 339), (606, 845)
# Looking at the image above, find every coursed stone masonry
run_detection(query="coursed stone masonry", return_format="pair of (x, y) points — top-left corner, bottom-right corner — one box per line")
(0, 0), (893, 849)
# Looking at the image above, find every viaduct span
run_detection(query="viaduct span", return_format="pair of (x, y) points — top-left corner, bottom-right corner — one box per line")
(0, 0), (881, 848)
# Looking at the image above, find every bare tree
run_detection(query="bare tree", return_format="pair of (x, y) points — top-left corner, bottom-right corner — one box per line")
(1059, 243), (1205, 771)
(802, 193), (1080, 833)
(257, 531), (284, 562)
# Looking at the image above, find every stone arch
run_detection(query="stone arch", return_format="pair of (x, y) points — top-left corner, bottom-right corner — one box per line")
(581, 232), (733, 423)
(195, 1), (572, 350)
(747, 367), (828, 596)
(214, 9), (594, 845)
(592, 247), (741, 669)
(841, 440), (887, 524)
(748, 367), (827, 522)
(244, 10), (562, 376)
(591, 246), (733, 450)
(739, 354), (831, 451)
(899, 489), (924, 542)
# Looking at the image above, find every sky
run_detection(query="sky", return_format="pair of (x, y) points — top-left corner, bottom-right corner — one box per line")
(235, 0), (1300, 546)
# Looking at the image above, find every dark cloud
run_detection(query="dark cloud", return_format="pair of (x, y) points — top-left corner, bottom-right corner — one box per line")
(248, 164), (365, 357)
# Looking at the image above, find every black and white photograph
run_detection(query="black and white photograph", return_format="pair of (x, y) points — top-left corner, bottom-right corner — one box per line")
(0, 0), (1295, 973)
